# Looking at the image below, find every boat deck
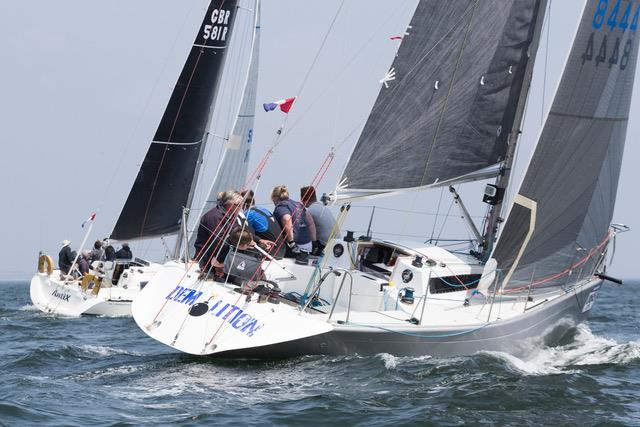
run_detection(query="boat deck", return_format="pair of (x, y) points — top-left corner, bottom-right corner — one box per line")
(311, 292), (552, 329)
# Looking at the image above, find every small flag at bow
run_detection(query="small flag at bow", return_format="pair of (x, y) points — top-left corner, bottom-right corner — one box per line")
(263, 97), (296, 114)
(82, 212), (96, 228)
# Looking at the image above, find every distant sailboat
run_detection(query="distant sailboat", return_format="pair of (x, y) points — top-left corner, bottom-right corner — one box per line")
(132, 0), (637, 358)
(30, 0), (258, 316)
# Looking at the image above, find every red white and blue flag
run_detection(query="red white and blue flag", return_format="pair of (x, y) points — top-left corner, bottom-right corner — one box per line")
(81, 212), (96, 228)
(263, 97), (296, 114)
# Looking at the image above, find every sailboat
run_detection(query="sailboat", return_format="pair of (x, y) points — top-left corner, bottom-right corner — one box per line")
(29, 0), (259, 316)
(131, 0), (637, 357)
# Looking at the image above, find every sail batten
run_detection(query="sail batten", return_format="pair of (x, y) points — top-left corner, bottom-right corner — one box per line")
(111, 0), (239, 241)
(493, 0), (640, 293)
(338, 0), (545, 198)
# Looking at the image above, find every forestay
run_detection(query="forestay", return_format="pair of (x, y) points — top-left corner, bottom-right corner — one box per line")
(112, 0), (239, 240)
(493, 0), (640, 293)
(338, 0), (545, 200)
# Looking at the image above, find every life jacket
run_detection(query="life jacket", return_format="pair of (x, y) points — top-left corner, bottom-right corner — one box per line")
(249, 207), (286, 259)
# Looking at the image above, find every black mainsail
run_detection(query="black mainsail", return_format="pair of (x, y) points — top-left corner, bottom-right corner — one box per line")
(112, 0), (239, 240)
(493, 0), (639, 293)
(338, 0), (546, 199)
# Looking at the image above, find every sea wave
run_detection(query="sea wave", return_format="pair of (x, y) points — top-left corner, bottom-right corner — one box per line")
(2, 344), (143, 370)
(376, 353), (433, 370)
(483, 324), (640, 376)
(78, 345), (143, 357)
(64, 364), (146, 381)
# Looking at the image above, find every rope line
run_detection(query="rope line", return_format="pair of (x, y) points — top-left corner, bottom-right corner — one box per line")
(204, 149), (337, 347)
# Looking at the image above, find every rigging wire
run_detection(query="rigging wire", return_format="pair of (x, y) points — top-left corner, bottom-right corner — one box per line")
(139, 0), (232, 237)
(190, 5), (256, 224)
(349, 204), (484, 219)
(204, 151), (337, 348)
(433, 198), (456, 246)
(294, 0), (346, 100)
(279, 1), (412, 143)
(96, 2), (200, 215)
(428, 187), (445, 242)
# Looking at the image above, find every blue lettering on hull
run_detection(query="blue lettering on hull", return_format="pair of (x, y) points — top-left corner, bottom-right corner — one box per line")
(164, 285), (264, 338)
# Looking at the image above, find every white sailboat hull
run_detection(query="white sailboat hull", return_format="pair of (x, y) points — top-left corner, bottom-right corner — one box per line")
(217, 279), (602, 358)
(30, 265), (161, 317)
(131, 242), (604, 358)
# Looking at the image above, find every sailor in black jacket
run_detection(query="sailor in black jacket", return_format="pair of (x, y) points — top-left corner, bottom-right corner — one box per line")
(58, 240), (75, 274)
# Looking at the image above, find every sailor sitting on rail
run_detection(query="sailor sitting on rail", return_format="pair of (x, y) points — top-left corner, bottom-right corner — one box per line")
(195, 191), (244, 274)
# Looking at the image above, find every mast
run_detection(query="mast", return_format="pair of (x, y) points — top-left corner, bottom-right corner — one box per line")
(187, 0), (261, 254)
(481, 0), (549, 260)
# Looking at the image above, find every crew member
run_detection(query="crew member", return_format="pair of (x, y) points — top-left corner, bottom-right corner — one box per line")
(300, 186), (338, 255)
(194, 191), (243, 272)
(271, 185), (316, 260)
(241, 190), (284, 259)
(58, 240), (75, 275)
(115, 243), (133, 260)
(89, 240), (105, 263)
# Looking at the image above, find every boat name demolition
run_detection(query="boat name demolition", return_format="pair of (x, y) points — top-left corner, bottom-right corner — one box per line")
(51, 289), (71, 302)
(202, 8), (232, 42)
(165, 286), (263, 337)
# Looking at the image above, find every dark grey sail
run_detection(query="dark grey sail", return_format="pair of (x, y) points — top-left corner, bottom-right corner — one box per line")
(111, 0), (239, 240)
(493, 0), (639, 293)
(338, 0), (545, 199)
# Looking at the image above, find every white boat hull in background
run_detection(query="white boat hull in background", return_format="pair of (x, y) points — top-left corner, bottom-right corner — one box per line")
(30, 264), (161, 317)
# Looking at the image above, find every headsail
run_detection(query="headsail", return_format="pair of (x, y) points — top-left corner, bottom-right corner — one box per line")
(337, 0), (546, 200)
(111, 0), (239, 240)
(190, 0), (260, 252)
(493, 0), (639, 293)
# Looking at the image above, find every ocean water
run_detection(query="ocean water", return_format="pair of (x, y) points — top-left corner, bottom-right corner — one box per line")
(1, 280), (639, 426)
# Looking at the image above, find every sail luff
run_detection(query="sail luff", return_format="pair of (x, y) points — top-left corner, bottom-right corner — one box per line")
(482, 0), (549, 259)
(111, 0), (240, 241)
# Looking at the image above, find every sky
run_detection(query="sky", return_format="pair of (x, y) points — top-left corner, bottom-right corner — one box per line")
(0, 0), (638, 280)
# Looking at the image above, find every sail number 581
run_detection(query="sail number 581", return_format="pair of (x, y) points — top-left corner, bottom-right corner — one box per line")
(593, 0), (640, 31)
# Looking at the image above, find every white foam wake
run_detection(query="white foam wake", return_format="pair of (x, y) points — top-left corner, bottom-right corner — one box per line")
(485, 324), (640, 376)
(79, 345), (143, 357)
(377, 353), (433, 370)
